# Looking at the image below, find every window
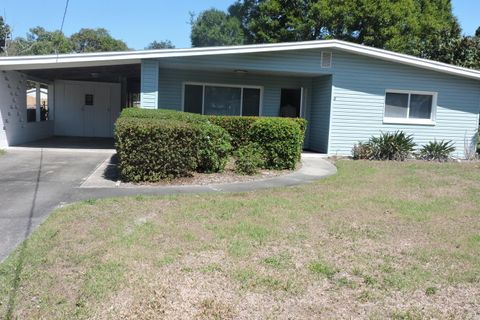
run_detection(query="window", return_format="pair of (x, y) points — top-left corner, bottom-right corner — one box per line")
(26, 80), (50, 122)
(183, 83), (261, 116)
(384, 90), (436, 125)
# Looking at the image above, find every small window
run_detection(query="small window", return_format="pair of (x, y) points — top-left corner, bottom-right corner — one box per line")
(183, 83), (261, 116)
(85, 94), (94, 106)
(26, 80), (49, 122)
(384, 91), (436, 124)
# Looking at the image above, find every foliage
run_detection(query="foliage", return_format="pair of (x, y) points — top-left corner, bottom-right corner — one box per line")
(190, 9), (244, 47)
(234, 143), (265, 175)
(353, 131), (416, 161)
(145, 40), (175, 49)
(5, 26), (128, 56)
(0, 16), (11, 53)
(114, 117), (201, 181)
(197, 124), (232, 173)
(352, 142), (373, 160)
(70, 28), (128, 53)
(249, 117), (304, 169)
(207, 115), (258, 149)
(114, 108), (231, 181)
(418, 140), (455, 162)
(9, 27), (72, 55)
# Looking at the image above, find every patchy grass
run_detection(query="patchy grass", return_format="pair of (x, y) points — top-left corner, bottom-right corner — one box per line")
(0, 149), (5, 156)
(1, 160), (480, 319)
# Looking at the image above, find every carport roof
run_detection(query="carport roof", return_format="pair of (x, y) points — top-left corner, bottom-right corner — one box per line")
(1, 39), (480, 81)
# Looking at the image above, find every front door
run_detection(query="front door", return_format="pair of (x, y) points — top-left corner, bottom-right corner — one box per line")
(280, 88), (302, 118)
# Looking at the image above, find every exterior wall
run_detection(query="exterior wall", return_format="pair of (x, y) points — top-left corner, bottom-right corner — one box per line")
(0, 70), (53, 147)
(309, 76), (332, 152)
(140, 60), (159, 109)
(329, 50), (480, 158)
(157, 68), (313, 117)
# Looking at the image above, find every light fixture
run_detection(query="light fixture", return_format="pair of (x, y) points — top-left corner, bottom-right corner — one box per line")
(234, 69), (248, 74)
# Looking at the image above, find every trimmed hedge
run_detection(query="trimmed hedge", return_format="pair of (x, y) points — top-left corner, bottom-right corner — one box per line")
(208, 115), (307, 151)
(115, 108), (307, 181)
(115, 118), (201, 181)
(250, 118), (305, 170)
(207, 116), (258, 149)
(115, 109), (231, 181)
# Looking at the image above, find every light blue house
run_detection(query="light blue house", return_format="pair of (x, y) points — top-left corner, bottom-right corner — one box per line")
(1, 40), (479, 157)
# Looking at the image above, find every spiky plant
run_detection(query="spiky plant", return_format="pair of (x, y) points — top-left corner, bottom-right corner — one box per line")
(368, 131), (416, 161)
(419, 140), (455, 162)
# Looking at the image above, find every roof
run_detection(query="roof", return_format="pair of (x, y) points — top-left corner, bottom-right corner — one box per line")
(1, 39), (480, 81)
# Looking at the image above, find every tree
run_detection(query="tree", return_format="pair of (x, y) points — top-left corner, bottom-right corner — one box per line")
(70, 28), (128, 53)
(0, 16), (11, 53)
(11, 27), (72, 55)
(228, 0), (460, 59)
(190, 9), (244, 47)
(146, 40), (175, 49)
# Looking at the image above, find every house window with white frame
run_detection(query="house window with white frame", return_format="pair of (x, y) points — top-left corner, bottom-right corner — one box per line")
(183, 83), (261, 116)
(383, 90), (436, 125)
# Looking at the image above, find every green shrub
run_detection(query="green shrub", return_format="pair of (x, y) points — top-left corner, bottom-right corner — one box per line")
(121, 107), (206, 123)
(352, 142), (373, 160)
(115, 108), (231, 181)
(197, 124), (232, 173)
(418, 140), (455, 161)
(234, 143), (265, 175)
(115, 118), (200, 181)
(207, 116), (258, 149)
(250, 118), (304, 169)
(364, 131), (416, 161)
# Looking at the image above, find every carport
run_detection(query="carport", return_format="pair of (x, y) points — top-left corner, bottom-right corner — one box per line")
(0, 54), (141, 148)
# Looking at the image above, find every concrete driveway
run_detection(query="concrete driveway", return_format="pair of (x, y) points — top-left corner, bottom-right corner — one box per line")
(0, 149), (110, 261)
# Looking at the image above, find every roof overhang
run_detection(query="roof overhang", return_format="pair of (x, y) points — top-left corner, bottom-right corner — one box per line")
(1, 40), (480, 81)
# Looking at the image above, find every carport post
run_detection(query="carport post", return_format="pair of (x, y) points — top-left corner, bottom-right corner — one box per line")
(35, 82), (41, 121)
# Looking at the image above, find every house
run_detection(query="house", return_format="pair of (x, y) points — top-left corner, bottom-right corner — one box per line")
(0, 40), (479, 157)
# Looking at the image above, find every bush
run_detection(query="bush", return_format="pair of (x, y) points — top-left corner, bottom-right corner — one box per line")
(250, 118), (304, 169)
(115, 118), (201, 181)
(364, 131), (416, 161)
(207, 116), (258, 149)
(352, 142), (373, 160)
(418, 140), (455, 161)
(234, 143), (265, 175)
(197, 124), (232, 173)
(115, 108), (231, 181)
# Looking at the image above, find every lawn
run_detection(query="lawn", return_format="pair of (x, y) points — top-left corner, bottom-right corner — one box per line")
(1, 160), (479, 319)
(0, 149), (5, 156)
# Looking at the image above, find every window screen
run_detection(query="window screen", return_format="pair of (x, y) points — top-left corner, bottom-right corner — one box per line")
(204, 86), (241, 116)
(242, 88), (261, 116)
(385, 92), (408, 118)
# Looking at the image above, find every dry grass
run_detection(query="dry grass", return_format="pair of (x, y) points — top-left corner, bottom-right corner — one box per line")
(1, 160), (480, 319)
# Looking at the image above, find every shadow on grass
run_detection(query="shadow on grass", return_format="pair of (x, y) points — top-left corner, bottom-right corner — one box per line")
(5, 149), (43, 319)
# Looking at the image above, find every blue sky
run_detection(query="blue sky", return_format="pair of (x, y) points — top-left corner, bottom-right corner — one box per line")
(1, 0), (478, 50)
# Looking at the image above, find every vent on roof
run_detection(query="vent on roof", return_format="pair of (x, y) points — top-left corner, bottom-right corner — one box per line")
(321, 51), (332, 68)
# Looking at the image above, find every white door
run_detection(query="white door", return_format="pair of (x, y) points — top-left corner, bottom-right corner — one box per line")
(54, 81), (120, 137)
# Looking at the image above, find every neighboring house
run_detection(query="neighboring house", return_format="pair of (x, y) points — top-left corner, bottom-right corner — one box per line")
(0, 40), (479, 157)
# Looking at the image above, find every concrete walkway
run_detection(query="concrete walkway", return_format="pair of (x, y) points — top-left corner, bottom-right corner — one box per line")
(0, 148), (336, 261)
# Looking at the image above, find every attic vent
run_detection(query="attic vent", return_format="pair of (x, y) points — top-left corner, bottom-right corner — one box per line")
(321, 51), (332, 68)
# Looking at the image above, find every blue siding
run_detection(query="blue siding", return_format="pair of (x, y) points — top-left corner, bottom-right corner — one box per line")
(140, 60), (159, 108)
(309, 76), (332, 152)
(157, 68), (312, 117)
(329, 50), (480, 158)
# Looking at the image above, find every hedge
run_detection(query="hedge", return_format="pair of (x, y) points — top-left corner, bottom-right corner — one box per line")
(115, 109), (231, 181)
(207, 115), (307, 151)
(250, 118), (305, 169)
(115, 118), (201, 181)
(115, 108), (307, 181)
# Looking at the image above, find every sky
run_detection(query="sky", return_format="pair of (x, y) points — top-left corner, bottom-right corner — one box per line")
(1, 0), (478, 50)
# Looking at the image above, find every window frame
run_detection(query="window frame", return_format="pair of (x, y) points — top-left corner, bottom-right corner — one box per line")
(383, 89), (437, 126)
(26, 79), (52, 122)
(182, 82), (263, 116)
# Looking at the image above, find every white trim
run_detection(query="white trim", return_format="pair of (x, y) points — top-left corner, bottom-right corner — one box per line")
(182, 81), (263, 116)
(383, 89), (438, 125)
(1, 40), (479, 81)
